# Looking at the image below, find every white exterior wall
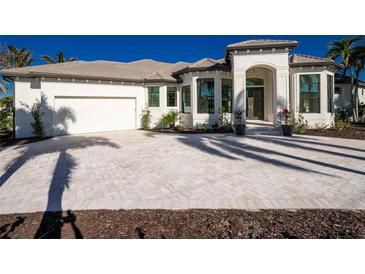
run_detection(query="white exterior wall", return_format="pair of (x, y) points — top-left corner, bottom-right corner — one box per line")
(14, 78), (146, 138)
(179, 71), (232, 128)
(291, 70), (335, 127)
(334, 84), (365, 111)
(145, 84), (180, 127)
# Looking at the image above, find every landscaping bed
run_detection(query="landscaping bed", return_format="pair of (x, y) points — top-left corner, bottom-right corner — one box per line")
(146, 127), (233, 134)
(301, 124), (365, 140)
(0, 130), (51, 147)
(1, 209), (364, 239)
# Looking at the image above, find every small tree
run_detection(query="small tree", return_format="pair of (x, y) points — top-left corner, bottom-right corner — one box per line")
(140, 108), (152, 130)
(20, 100), (45, 137)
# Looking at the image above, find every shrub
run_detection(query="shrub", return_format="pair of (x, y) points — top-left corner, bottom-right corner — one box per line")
(333, 120), (350, 130)
(290, 113), (309, 134)
(219, 108), (232, 130)
(335, 107), (349, 123)
(0, 96), (13, 130)
(277, 107), (292, 126)
(314, 122), (328, 130)
(140, 108), (151, 130)
(20, 100), (45, 137)
(160, 110), (179, 128)
(233, 108), (245, 125)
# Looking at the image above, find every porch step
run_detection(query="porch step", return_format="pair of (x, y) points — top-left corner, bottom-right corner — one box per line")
(245, 120), (280, 136)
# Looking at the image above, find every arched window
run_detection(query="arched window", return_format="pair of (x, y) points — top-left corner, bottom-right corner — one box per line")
(246, 78), (264, 87)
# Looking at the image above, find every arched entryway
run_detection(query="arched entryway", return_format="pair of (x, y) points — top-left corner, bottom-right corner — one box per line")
(246, 66), (276, 122)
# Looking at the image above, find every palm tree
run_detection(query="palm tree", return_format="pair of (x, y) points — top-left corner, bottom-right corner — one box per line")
(40, 51), (77, 64)
(326, 36), (364, 121)
(352, 46), (365, 120)
(0, 45), (34, 69)
(326, 37), (361, 77)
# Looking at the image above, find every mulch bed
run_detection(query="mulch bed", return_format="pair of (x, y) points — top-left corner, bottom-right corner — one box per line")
(1, 209), (364, 239)
(0, 130), (50, 147)
(301, 124), (365, 140)
(145, 127), (233, 134)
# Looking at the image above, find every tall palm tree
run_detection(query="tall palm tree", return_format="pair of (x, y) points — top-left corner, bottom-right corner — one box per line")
(352, 46), (365, 120)
(326, 36), (361, 77)
(326, 36), (364, 121)
(40, 51), (77, 64)
(0, 45), (34, 136)
(0, 45), (34, 69)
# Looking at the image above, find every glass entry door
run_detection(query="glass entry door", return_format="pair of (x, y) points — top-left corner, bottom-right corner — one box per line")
(246, 87), (264, 120)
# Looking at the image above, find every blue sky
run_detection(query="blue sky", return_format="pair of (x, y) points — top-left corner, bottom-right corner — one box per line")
(0, 35), (362, 97)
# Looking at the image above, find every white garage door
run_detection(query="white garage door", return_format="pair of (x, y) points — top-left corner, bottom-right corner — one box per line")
(54, 96), (136, 135)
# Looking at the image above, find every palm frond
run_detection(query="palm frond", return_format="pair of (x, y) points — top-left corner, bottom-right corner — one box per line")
(40, 55), (57, 64)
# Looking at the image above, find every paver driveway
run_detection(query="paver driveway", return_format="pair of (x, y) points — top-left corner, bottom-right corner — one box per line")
(1, 130), (365, 214)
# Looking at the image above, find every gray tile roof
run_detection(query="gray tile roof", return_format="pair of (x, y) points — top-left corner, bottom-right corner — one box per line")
(1, 59), (190, 83)
(227, 39), (299, 50)
(289, 54), (343, 68)
(172, 58), (230, 75)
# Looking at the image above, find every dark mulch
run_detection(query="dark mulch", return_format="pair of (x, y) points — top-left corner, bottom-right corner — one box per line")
(0, 209), (364, 239)
(0, 130), (50, 147)
(145, 127), (233, 134)
(301, 124), (365, 140)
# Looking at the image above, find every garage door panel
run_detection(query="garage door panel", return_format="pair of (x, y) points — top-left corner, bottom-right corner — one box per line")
(55, 97), (136, 135)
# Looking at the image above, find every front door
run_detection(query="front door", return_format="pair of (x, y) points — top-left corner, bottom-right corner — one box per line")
(246, 87), (264, 120)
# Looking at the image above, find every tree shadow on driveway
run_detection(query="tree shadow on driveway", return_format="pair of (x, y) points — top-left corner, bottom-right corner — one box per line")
(0, 134), (120, 238)
(177, 134), (365, 177)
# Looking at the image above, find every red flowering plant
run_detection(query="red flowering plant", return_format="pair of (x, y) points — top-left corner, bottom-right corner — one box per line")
(277, 107), (293, 126)
(233, 108), (245, 125)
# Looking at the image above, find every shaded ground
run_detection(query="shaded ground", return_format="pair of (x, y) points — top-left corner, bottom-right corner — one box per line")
(302, 124), (365, 140)
(0, 209), (364, 239)
(0, 130), (50, 147)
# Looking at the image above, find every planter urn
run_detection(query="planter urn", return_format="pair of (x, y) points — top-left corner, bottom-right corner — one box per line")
(234, 124), (246, 136)
(281, 125), (293, 136)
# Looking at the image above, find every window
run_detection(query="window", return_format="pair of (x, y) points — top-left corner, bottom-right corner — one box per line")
(327, 75), (334, 113)
(334, 87), (342, 94)
(197, 78), (215, 113)
(181, 85), (191, 113)
(222, 78), (232, 113)
(246, 78), (264, 86)
(299, 74), (320, 113)
(148, 86), (160, 107)
(167, 86), (177, 107)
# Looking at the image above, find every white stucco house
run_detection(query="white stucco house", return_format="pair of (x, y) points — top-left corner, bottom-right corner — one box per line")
(334, 74), (365, 112)
(1, 39), (344, 138)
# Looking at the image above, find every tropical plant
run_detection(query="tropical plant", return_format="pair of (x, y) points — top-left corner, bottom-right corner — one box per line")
(291, 113), (309, 134)
(0, 44), (34, 69)
(160, 110), (179, 128)
(335, 107), (350, 123)
(233, 108), (245, 125)
(326, 36), (364, 121)
(20, 100), (45, 137)
(219, 107), (232, 131)
(277, 107), (292, 126)
(40, 51), (77, 64)
(140, 108), (151, 130)
(0, 96), (13, 130)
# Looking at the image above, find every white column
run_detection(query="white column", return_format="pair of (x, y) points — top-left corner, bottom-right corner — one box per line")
(215, 74), (222, 114)
(233, 68), (246, 122)
(275, 67), (290, 125)
(191, 75), (197, 115)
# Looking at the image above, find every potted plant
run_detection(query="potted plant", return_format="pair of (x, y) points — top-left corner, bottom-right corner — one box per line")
(277, 107), (294, 136)
(233, 108), (246, 135)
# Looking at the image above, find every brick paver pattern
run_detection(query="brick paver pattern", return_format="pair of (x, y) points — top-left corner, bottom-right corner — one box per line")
(1, 130), (364, 214)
